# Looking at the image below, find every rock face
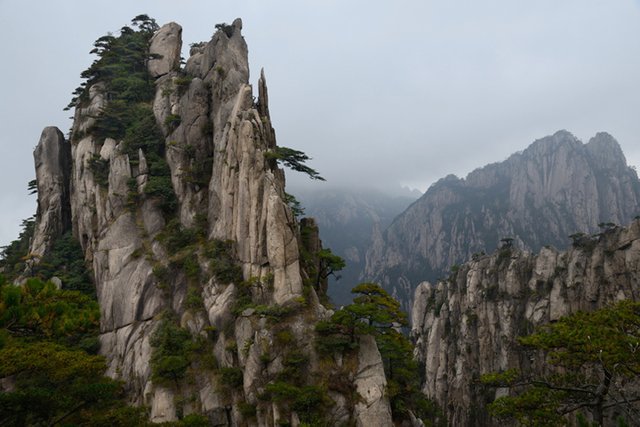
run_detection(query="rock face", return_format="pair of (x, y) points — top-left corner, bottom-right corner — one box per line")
(30, 127), (72, 258)
(365, 130), (640, 311)
(148, 22), (182, 78)
(27, 20), (392, 425)
(411, 219), (640, 425)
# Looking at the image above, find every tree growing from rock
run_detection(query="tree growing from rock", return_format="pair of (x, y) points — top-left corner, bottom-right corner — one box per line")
(316, 283), (443, 424)
(265, 146), (325, 181)
(482, 300), (640, 426)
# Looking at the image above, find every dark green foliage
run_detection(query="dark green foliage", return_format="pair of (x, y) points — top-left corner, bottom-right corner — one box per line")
(568, 232), (598, 251)
(315, 319), (358, 355)
(315, 283), (441, 424)
(0, 277), (99, 345)
(184, 288), (204, 310)
(264, 146), (325, 181)
(483, 301), (640, 426)
(260, 382), (332, 425)
(173, 76), (193, 89)
(219, 367), (244, 387)
(278, 349), (308, 384)
(149, 318), (196, 385)
(0, 277), (140, 425)
(204, 239), (243, 284)
(250, 303), (297, 320)
(177, 414), (210, 426)
(291, 385), (333, 424)
(496, 246), (512, 266)
(0, 340), (123, 426)
(215, 22), (235, 38)
(284, 192), (305, 217)
(164, 114), (182, 132)
(67, 15), (177, 216)
(36, 232), (94, 295)
(27, 179), (37, 195)
(121, 104), (165, 160)
(182, 154), (213, 188)
(316, 248), (345, 288)
(315, 283), (406, 353)
(0, 216), (35, 281)
(88, 154), (110, 187)
(87, 405), (151, 427)
(144, 176), (178, 213)
(238, 402), (257, 418)
(158, 219), (199, 253)
(66, 15), (158, 112)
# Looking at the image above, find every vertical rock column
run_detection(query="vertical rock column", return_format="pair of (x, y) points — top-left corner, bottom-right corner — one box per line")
(29, 126), (72, 259)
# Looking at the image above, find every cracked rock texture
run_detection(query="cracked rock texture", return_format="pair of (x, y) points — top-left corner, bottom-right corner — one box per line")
(30, 127), (72, 259)
(365, 130), (640, 312)
(27, 20), (391, 425)
(411, 219), (640, 426)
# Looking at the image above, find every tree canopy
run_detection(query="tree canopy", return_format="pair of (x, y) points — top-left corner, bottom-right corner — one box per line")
(482, 300), (640, 426)
(264, 146), (325, 181)
(315, 283), (443, 425)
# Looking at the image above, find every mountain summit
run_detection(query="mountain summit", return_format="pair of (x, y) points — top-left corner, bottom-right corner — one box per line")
(364, 130), (640, 310)
(18, 18), (396, 425)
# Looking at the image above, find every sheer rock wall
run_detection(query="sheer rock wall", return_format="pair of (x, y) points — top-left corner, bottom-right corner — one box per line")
(28, 19), (391, 425)
(411, 220), (640, 425)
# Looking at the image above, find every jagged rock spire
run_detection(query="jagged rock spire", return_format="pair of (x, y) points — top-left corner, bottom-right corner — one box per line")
(29, 126), (71, 259)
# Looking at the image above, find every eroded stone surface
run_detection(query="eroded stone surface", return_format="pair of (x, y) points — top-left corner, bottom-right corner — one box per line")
(30, 127), (71, 258)
(27, 19), (393, 425)
(148, 22), (182, 78)
(366, 130), (640, 311)
(412, 220), (640, 425)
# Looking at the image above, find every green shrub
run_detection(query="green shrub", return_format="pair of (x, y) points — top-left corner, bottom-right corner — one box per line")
(204, 240), (243, 284)
(260, 382), (331, 425)
(150, 319), (194, 384)
(173, 76), (193, 88)
(219, 367), (244, 387)
(178, 414), (210, 426)
(36, 231), (94, 295)
(0, 216), (35, 281)
(157, 220), (198, 253)
(164, 114), (182, 131)
(238, 402), (257, 418)
(144, 176), (177, 213)
(315, 319), (357, 355)
(184, 287), (204, 310)
(88, 154), (110, 187)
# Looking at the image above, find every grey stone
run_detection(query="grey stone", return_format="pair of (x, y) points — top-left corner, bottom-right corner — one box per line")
(365, 130), (640, 311)
(411, 219), (640, 425)
(148, 23), (182, 78)
(29, 127), (71, 259)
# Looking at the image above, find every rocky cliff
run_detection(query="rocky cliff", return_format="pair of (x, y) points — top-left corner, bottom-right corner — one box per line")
(411, 219), (640, 425)
(27, 18), (392, 425)
(365, 130), (640, 311)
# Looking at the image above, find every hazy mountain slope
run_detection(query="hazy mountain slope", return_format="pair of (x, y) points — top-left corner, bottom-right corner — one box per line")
(295, 187), (419, 305)
(365, 130), (640, 310)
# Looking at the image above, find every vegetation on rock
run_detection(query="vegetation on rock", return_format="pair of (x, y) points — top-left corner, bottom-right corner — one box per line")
(316, 283), (443, 425)
(0, 276), (140, 425)
(265, 146), (325, 181)
(482, 300), (640, 426)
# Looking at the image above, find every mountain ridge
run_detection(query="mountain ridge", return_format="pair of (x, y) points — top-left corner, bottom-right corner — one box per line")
(364, 130), (640, 311)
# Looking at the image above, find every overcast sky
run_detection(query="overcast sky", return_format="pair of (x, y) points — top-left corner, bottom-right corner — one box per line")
(1, 0), (639, 246)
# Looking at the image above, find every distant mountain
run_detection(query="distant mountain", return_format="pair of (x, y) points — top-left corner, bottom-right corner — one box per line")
(364, 130), (640, 311)
(294, 187), (420, 305)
